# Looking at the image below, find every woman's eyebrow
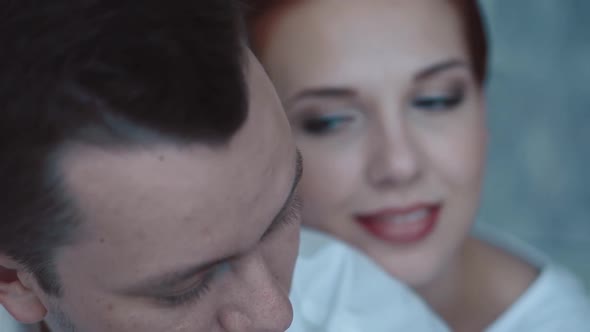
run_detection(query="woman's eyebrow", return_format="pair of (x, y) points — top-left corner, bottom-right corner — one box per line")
(414, 58), (469, 81)
(286, 87), (357, 107)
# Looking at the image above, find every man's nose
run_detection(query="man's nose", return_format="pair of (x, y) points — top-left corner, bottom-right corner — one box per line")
(218, 251), (293, 332)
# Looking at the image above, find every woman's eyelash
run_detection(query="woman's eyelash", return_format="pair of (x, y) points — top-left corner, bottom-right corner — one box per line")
(302, 115), (354, 134)
(412, 92), (464, 110)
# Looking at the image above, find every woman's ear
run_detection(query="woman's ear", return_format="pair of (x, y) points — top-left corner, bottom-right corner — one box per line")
(0, 256), (47, 324)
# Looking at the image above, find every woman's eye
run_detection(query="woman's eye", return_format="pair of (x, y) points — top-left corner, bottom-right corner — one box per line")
(301, 115), (354, 135)
(411, 92), (464, 111)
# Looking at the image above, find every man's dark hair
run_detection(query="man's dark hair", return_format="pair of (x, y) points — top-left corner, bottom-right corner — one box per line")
(0, 0), (248, 296)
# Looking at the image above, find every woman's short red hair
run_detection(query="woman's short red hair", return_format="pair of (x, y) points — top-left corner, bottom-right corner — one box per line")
(246, 0), (489, 83)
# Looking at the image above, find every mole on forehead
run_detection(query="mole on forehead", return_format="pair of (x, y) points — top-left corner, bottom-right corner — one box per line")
(60, 144), (205, 178)
(61, 140), (268, 194)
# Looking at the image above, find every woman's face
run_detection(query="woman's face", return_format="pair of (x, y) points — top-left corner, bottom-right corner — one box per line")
(257, 0), (487, 288)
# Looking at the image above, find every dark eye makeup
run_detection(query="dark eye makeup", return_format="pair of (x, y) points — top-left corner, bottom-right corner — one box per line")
(302, 114), (355, 135)
(411, 89), (465, 111)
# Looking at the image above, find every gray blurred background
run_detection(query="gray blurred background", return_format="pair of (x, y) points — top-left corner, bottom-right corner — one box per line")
(478, 1), (589, 286)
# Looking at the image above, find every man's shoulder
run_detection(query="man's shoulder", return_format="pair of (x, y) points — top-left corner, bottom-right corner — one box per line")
(0, 307), (39, 332)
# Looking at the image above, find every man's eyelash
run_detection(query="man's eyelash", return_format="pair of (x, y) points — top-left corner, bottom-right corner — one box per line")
(153, 194), (302, 307)
(156, 278), (213, 307)
(154, 263), (231, 307)
(285, 193), (302, 225)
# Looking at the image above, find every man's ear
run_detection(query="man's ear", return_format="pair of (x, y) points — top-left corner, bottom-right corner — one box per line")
(0, 255), (47, 324)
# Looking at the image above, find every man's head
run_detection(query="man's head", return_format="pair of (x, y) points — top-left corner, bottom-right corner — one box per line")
(0, 1), (301, 331)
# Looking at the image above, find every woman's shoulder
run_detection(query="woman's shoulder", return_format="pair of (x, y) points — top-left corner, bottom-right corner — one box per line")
(487, 263), (590, 331)
(472, 225), (590, 331)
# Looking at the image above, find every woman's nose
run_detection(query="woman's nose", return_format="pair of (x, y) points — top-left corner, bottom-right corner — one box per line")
(366, 124), (421, 189)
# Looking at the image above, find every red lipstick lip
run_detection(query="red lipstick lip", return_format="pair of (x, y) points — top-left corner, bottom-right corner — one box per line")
(356, 203), (437, 217)
(355, 203), (441, 244)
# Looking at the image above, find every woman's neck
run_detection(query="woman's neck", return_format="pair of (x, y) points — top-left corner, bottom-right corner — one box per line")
(413, 236), (539, 332)
(414, 241), (467, 317)
(413, 237), (502, 331)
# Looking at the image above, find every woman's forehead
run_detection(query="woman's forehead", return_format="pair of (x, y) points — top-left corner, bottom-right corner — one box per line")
(258, 0), (468, 97)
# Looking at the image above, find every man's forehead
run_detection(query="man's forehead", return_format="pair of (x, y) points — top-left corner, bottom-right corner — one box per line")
(56, 131), (293, 285)
(55, 141), (290, 283)
(62, 144), (227, 195)
(59, 141), (278, 235)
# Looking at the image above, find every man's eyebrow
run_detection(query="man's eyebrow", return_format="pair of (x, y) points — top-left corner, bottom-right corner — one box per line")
(414, 59), (469, 81)
(262, 149), (303, 239)
(123, 151), (303, 296)
(286, 87), (356, 107)
(123, 258), (223, 296)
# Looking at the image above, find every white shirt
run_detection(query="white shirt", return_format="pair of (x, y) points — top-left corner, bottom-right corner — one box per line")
(1, 228), (447, 332)
(475, 226), (590, 332)
(0, 306), (39, 332)
(487, 264), (590, 331)
(289, 228), (448, 332)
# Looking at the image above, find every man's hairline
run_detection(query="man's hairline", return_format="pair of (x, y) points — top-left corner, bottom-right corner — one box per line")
(27, 124), (252, 297)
